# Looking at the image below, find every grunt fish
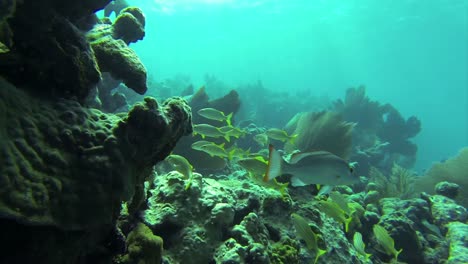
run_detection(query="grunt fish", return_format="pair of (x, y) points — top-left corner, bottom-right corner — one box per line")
(191, 140), (221, 151)
(266, 128), (297, 143)
(193, 124), (230, 142)
(263, 145), (359, 190)
(198, 143), (229, 158)
(198, 108), (233, 126)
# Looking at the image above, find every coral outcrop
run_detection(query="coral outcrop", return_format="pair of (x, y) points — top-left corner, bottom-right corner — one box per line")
(333, 86), (421, 173)
(0, 0), (148, 104)
(0, 0), (112, 102)
(0, 78), (192, 263)
(414, 147), (468, 207)
(142, 170), (364, 263)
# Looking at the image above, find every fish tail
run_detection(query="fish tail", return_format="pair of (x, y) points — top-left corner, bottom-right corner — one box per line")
(226, 112), (233, 126)
(314, 248), (327, 264)
(228, 149), (235, 160)
(263, 144), (283, 182)
(395, 248), (403, 260)
(344, 216), (353, 233)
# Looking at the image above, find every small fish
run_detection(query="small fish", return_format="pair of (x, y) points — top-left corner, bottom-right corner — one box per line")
(317, 200), (353, 232)
(329, 192), (351, 215)
(373, 225), (403, 260)
(165, 154), (194, 190)
(191, 140), (221, 151)
(198, 143), (229, 158)
(353, 232), (372, 261)
(266, 128), (297, 143)
(254, 133), (269, 147)
(198, 108), (233, 126)
(220, 126), (246, 138)
(227, 146), (250, 160)
(263, 145), (359, 190)
(291, 213), (327, 264)
(193, 124), (230, 142)
(238, 156), (269, 176)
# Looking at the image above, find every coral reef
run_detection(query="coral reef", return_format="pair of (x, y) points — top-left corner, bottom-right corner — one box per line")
(0, 0), (147, 104)
(366, 164), (415, 201)
(0, 0), (111, 102)
(173, 86), (241, 171)
(87, 7), (147, 101)
(142, 170), (366, 263)
(117, 223), (163, 264)
(0, 78), (192, 263)
(446, 222), (468, 264)
(333, 86), (421, 173)
(414, 147), (468, 207)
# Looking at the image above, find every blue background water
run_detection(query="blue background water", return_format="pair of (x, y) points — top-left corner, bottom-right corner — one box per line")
(104, 0), (467, 172)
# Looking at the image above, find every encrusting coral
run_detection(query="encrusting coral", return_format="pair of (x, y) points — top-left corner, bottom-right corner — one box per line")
(117, 223), (164, 264)
(0, 78), (192, 263)
(87, 7), (148, 98)
(0, 0), (148, 104)
(0, 0), (110, 102)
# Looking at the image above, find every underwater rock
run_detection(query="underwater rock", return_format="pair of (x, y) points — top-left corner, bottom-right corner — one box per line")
(375, 214), (424, 263)
(113, 7), (146, 44)
(118, 223), (163, 264)
(213, 238), (246, 264)
(446, 222), (468, 264)
(0, 0), (111, 102)
(89, 35), (147, 95)
(211, 202), (236, 226)
(0, 78), (191, 262)
(428, 195), (468, 233)
(435, 181), (460, 199)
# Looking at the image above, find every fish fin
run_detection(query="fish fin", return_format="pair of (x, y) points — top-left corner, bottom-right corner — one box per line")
(289, 152), (314, 164)
(201, 134), (205, 139)
(318, 185), (334, 195)
(291, 176), (307, 187)
(226, 112), (233, 126)
(289, 134), (298, 145)
(264, 144), (282, 182)
(224, 134), (230, 142)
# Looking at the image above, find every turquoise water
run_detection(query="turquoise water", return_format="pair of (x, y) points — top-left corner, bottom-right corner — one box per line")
(115, 0), (467, 172)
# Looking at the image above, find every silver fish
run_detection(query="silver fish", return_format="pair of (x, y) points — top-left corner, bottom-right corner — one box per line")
(263, 145), (359, 188)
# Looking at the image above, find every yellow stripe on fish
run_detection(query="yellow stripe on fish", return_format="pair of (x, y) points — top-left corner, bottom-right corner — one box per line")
(193, 124), (230, 142)
(197, 108), (233, 126)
